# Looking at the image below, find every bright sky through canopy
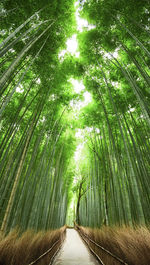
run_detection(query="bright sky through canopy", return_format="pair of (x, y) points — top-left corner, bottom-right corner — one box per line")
(59, 1), (95, 60)
(70, 79), (85, 93)
(69, 91), (92, 112)
(59, 34), (79, 59)
(16, 84), (24, 93)
(60, 1), (94, 207)
(74, 142), (84, 163)
(66, 35), (79, 56)
(75, 1), (96, 32)
(70, 79), (92, 112)
(104, 48), (119, 60)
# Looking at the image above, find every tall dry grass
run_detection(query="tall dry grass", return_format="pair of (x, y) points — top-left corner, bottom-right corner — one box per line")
(77, 225), (150, 265)
(0, 226), (66, 265)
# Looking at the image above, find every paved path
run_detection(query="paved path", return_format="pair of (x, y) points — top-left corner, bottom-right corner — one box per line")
(53, 229), (99, 265)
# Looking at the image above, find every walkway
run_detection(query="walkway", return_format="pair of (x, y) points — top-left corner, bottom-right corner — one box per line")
(53, 229), (99, 265)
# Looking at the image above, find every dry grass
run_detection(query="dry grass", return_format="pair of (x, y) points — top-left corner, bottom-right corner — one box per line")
(0, 226), (66, 265)
(77, 225), (150, 265)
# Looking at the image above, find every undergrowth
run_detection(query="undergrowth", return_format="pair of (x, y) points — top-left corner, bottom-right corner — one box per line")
(77, 225), (150, 265)
(0, 226), (66, 265)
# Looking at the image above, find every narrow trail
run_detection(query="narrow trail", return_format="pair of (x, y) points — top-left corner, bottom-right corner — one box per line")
(53, 229), (99, 265)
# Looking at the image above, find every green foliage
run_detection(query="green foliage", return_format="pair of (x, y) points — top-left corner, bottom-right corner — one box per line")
(77, 0), (150, 228)
(0, 0), (150, 232)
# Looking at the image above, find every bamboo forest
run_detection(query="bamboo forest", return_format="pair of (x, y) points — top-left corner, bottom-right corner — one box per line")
(0, 0), (150, 264)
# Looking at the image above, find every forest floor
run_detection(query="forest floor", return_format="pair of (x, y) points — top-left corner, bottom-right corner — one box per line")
(53, 228), (99, 265)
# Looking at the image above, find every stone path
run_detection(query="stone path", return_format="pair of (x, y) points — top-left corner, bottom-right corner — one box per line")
(53, 229), (99, 265)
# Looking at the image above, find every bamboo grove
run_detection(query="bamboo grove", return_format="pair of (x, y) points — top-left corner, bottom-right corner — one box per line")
(0, 0), (150, 235)
(78, 0), (150, 227)
(0, 0), (77, 233)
